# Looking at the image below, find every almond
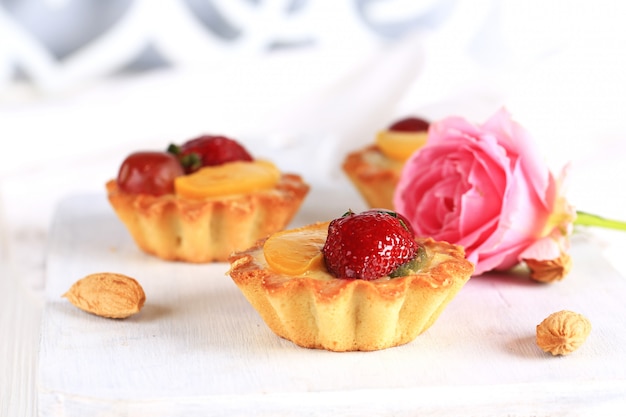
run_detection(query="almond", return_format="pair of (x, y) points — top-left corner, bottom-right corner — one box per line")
(63, 272), (146, 319)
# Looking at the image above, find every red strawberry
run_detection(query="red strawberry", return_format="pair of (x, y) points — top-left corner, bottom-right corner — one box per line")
(388, 117), (429, 132)
(322, 210), (418, 280)
(168, 135), (253, 173)
(362, 208), (415, 236)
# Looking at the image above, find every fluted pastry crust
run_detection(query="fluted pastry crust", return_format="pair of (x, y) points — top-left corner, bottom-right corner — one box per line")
(106, 174), (309, 263)
(228, 234), (474, 351)
(342, 145), (402, 210)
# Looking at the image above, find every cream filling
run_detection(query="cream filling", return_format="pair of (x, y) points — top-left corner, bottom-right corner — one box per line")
(362, 148), (404, 172)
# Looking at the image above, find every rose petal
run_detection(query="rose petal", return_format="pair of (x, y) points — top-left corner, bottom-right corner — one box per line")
(519, 236), (562, 261)
(483, 108), (553, 211)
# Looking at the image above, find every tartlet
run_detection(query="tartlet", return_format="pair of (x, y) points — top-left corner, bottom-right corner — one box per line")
(106, 135), (309, 263)
(343, 117), (429, 210)
(228, 217), (473, 352)
(342, 145), (403, 210)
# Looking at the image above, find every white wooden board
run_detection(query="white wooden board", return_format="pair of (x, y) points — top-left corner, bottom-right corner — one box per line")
(38, 191), (626, 417)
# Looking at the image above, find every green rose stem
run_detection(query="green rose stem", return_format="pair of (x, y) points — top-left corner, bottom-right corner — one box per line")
(575, 211), (626, 231)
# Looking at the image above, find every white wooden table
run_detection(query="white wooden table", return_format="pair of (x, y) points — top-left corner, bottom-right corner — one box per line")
(35, 193), (626, 416)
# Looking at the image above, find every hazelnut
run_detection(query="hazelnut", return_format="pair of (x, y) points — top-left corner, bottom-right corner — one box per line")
(536, 310), (591, 356)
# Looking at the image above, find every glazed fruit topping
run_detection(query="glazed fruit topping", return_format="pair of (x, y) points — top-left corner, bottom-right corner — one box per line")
(388, 117), (429, 132)
(174, 160), (280, 199)
(322, 209), (419, 280)
(376, 117), (430, 162)
(263, 221), (329, 275)
(168, 135), (253, 173)
(388, 245), (426, 278)
(117, 151), (185, 196)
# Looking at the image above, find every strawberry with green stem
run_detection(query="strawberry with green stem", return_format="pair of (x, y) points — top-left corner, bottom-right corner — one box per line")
(168, 135), (253, 173)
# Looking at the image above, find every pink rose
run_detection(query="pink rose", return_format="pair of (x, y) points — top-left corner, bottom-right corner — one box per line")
(394, 108), (570, 276)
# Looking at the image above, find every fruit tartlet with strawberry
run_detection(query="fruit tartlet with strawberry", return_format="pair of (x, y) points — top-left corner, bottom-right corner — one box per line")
(343, 117), (429, 210)
(106, 135), (309, 263)
(228, 209), (473, 352)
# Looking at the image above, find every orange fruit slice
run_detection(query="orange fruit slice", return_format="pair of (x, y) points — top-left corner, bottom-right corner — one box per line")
(175, 160), (280, 199)
(375, 130), (428, 162)
(263, 221), (330, 275)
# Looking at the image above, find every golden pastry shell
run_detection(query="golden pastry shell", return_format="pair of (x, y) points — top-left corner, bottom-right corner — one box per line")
(342, 145), (402, 210)
(106, 173), (309, 263)
(228, 235), (474, 351)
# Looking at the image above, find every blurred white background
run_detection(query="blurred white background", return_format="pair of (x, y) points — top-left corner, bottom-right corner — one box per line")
(1, 0), (626, 276)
